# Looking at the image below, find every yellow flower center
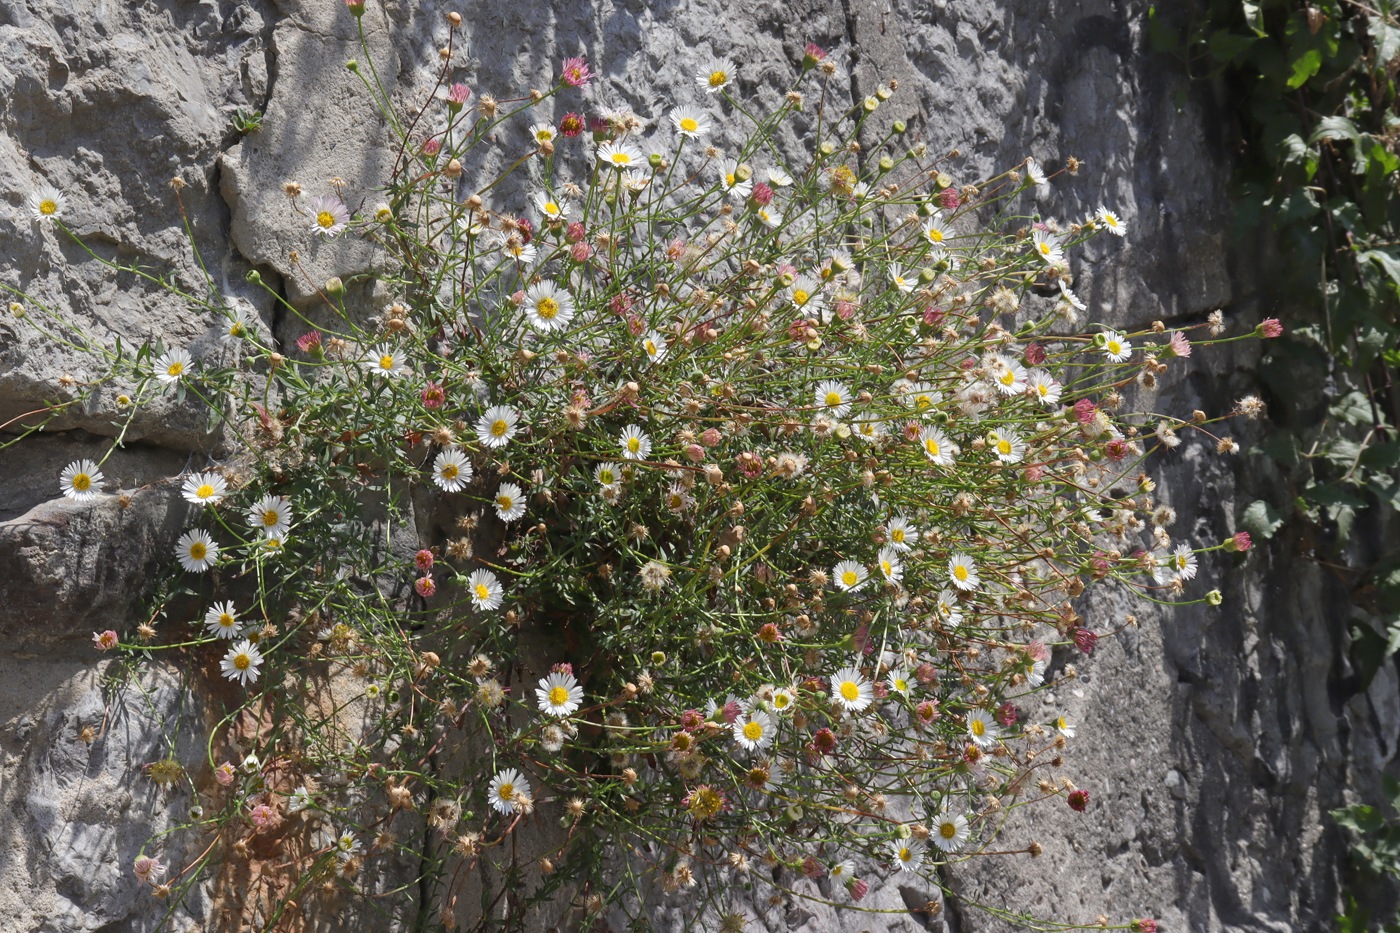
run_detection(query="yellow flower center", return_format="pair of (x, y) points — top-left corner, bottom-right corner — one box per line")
(999, 370), (1015, 386)
(998, 439), (1012, 455)
(262, 510), (280, 527)
(971, 718), (985, 736)
(915, 395), (932, 410)
(1057, 717), (1068, 730)
(881, 561), (893, 576)
(72, 474), (92, 492)
(1107, 340), (1122, 355)
(196, 484), (214, 499)
(940, 822), (957, 839)
(189, 542), (207, 560)
(627, 437), (641, 453)
(496, 495), (513, 511)
(679, 117), (699, 132)
(743, 721), (763, 741)
(599, 470), (614, 484)
(218, 613), (235, 628)
(610, 152), (631, 165)
(167, 362), (185, 377)
(379, 355), (395, 370)
(544, 201), (559, 214)
(825, 391), (841, 407)
(441, 464), (459, 480)
(708, 70), (727, 87)
(536, 297), (559, 319)
(644, 340), (657, 355)
(774, 694), (790, 709)
(491, 419), (508, 437)
(894, 678), (908, 692)
(725, 172), (737, 186)
(317, 211), (336, 229)
(891, 529), (905, 544)
(928, 228), (944, 243)
(925, 439), (940, 457)
(474, 583), (491, 600)
(1105, 214), (1119, 227)
(549, 685), (570, 706)
(1039, 242), (1051, 256)
(498, 782), (515, 800)
(794, 289), (811, 306)
(839, 681), (860, 701)
(39, 199), (57, 215)
(1037, 384), (1049, 396)
(899, 846), (912, 862)
(954, 564), (968, 581)
(234, 654), (250, 670)
(841, 571), (858, 587)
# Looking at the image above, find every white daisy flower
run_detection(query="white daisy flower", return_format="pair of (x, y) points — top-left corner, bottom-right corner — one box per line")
(829, 666), (873, 713)
(523, 280), (575, 332)
(529, 122), (557, 145)
(248, 494), (292, 538)
(887, 667), (913, 696)
(732, 709), (774, 751)
(903, 381), (942, 414)
(766, 166), (793, 187)
(1170, 543), (1198, 581)
(790, 275), (823, 315)
(966, 707), (998, 747)
(533, 190), (567, 221)
(988, 427), (1026, 464)
(618, 424), (651, 460)
(59, 459), (104, 502)
(27, 183), (66, 222)
(487, 767), (531, 814)
(919, 426), (956, 466)
(832, 559), (868, 592)
(1058, 280), (1087, 311)
(308, 195), (350, 237)
(477, 405), (520, 449)
(220, 307), (255, 344)
(932, 812), (970, 852)
(670, 106), (709, 139)
(877, 546), (903, 584)
(1025, 157), (1048, 189)
(287, 785), (313, 814)
(889, 263), (916, 294)
(948, 553), (979, 591)
(891, 839), (925, 872)
(1031, 228), (1062, 264)
(641, 330), (668, 364)
(852, 415), (886, 443)
(204, 601), (243, 639)
(596, 141), (643, 169)
(828, 858), (854, 880)
(181, 471), (227, 507)
(1055, 713), (1076, 739)
(494, 481), (526, 522)
(155, 348), (193, 384)
(934, 588), (964, 625)
(814, 380), (852, 418)
(771, 686), (797, 715)
(1027, 369), (1062, 407)
(697, 56), (736, 94)
(468, 568), (503, 611)
(333, 829), (361, 861)
(1096, 205), (1127, 237)
(754, 206), (783, 229)
(536, 670), (584, 718)
(432, 449), (472, 492)
(1099, 330), (1132, 363)
(718, 158), (753, 200)
(991, 356), (1029, 395)
(366, 344), (409, 378)
(922, 214), (951, 246)
(176, 529), (219, 572)
(501, 237), (538, 265)
(886, 515), (917, 552)
(593, 462), (622, 490)
(220, 638), (263, 686)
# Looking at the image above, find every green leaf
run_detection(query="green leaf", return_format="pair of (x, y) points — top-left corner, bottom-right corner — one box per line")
(1301, 482), (1367, 508)
(1361, 442), (1400, 471)
(1374, 20), (1400, 68)
(1210, 30), (1259, 62)
(1257, 430), (1302, 468)
(1332, 390), (1379, 426)
(1243, 0), (1266, 36)
(1241, 499), (1287, 539)
(1288, 48), (1324, 88)
(1359, 250), (1400, 290)
(1335, 803), (1386, 834)
(1311, 115), (1363, 146)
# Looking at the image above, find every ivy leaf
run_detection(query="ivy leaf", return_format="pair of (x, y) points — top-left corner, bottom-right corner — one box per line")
(1240, 499), (1286, 539)
(1242, 0), (1266, 36)
(1374, 19), (1400, 68)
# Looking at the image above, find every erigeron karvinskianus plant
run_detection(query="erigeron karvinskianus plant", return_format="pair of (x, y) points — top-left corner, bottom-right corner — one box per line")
(7, 8), (1274, 931)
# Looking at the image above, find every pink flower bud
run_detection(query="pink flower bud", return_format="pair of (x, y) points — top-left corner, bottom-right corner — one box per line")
(414, 549), (435, 571)
(1257, 318), (1283, 338)
(415, 575), (437, 598)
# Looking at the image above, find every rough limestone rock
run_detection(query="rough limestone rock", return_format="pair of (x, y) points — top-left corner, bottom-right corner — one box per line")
(0, 0), (1388, 930)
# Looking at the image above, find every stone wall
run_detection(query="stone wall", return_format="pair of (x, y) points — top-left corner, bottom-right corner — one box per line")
(0, 0), (1386, 930)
